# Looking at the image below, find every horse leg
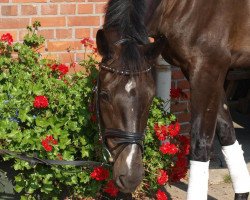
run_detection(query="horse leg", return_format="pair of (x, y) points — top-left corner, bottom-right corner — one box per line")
(216, 93), (250, 200)
(186, 65), (227, 200)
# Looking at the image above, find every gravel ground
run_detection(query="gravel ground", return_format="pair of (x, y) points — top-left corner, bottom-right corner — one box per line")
(166, 181), (235, 200)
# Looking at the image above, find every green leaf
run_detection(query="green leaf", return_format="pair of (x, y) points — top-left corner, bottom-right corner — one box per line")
(35, 116), (49, 128)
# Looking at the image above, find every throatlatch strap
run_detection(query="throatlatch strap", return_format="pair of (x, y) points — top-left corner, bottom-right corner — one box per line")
(222, 140), (250, 193)
(187, 160), (209, 200)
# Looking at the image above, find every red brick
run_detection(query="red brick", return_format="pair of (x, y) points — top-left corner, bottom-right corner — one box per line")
(175, 112), (191, 124)
(88, 0), (108, 2)
(1, 5), (18, 16)
(184, 91), (191, 99)
(177, 80), (190, 90)
(0, 18), (30, 29)
(76, 52), (100, 62)
(42, 53), (58, 61)
(172, 69), (185, 80)
(19, 29), (54, 42)
(68, 63), (84, 74)
(93, 28), (99, 38)
(19, 30), (28, 41)
(41, 4), (58, 15)
(180, 123), (191, 134)
(75, 28), (91, 39)
(95, 3), (106, 14)
(21, 5), (37, 15)
(0, 0), (9, 2)
(100, 15), (105, 24)
(47, 41), (82, 52)
(32, 17), (66, 27)
(39, 29), (55, 39)
(78, 4), (94, 14)
(171, 102), (189, 113)
(68, 16), (100, 26)
(60, 4), (76, 15)
(12, 0), (47, 2)
(57, 52), (75, 63)
(56, 29), (72, 39)
(51, 0), (84, 2)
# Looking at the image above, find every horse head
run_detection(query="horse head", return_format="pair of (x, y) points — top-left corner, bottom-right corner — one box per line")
(96, 28), (165, 193)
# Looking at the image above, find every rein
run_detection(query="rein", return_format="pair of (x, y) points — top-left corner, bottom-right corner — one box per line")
(0, 149), (110, 168)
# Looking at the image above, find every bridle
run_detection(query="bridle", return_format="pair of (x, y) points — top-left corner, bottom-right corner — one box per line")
(95, 38), (152, 164)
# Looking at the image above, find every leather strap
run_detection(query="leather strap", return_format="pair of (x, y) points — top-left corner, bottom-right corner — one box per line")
(0, 149), (110, 168)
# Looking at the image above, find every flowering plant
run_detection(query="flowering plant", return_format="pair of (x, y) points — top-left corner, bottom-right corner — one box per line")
(138, 96), (190, 199)
(0, 22), (189, 200)
(0, 22), (102, 199)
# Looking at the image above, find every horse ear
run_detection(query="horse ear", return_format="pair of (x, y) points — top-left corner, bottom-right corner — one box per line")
(96, 29), (110, 57)
(143, 36), (166, 60)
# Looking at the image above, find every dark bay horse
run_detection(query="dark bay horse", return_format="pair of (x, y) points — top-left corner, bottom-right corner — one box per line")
(145, 0), (250, 199)
(96, 0), (250, 199)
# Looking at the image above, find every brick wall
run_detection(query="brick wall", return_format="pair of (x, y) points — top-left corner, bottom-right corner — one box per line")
(0, 0), (191, 134)
(171, 67), (191, 134)
(0, 0), (107, 70)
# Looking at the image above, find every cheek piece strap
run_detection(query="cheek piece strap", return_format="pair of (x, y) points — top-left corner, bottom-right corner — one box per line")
(222, 140), (250, 193)
(187, 160), (210, 200)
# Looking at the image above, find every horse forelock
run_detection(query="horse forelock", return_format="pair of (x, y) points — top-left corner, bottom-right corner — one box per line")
(104, 0), (149, 72)
(120, 42), (145, 73)
(104, 0), (148, 42)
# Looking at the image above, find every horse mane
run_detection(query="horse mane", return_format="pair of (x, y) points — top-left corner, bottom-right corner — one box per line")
(103, 0), (149, 72)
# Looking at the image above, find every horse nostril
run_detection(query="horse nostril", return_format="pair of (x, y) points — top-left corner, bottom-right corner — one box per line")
(116, 174), (143, 193)
(116, 175), (126, 190)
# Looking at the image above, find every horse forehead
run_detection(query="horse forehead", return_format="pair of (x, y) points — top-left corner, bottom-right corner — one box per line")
(125, 78), (137, 93)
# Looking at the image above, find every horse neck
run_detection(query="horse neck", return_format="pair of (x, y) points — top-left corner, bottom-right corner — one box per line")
(147, 0), (223, 35)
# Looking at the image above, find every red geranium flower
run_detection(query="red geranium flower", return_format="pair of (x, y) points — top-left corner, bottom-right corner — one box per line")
(45, 135), (58, 145)
(41, 135), (58, 152)
(50, 64), (58, 71)
(33, 96), (49, 108)
(170, 87), (188, 99)
(91, 114), (97, 123)
(154, 123), (168, 141)
(103, 180), (119, 197)
(170, 88), (182, 99)
(90, 166), (110, 181)
(93, 47), (98, 54)
(41, 139), (53, 152)
(157, 169), (168, 185)
(156, 189), (168, 200)
(1, 33), (13, 45)
(167, 122), (180, 137)
(170, 154), (188, 182)
(57, 64), (69, 75)
(57, 153), (63, 160)
(49, 63), (69, 76)
(70, 62), (76, 68)
(177, 135), (190, 155)
(81, 37), (94, 47)
(159, 142), (178, 155)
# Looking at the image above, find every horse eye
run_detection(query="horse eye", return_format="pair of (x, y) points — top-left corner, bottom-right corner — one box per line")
(99, 90), (110, 102)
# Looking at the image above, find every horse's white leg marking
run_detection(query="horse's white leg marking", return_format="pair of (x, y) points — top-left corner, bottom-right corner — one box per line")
(187, 160), (209, 200)
(126, 144), (136, 171)
(222, 140), (250, 193)
(125, 78), (136, 93)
